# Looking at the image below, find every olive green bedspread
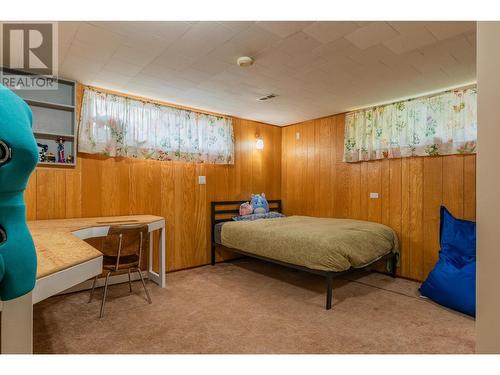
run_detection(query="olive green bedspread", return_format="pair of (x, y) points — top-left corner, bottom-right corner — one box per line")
(221, 216), (399, 272)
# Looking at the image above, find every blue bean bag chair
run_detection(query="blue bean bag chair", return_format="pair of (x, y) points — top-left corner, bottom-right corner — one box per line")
(419, 206), (476, 317)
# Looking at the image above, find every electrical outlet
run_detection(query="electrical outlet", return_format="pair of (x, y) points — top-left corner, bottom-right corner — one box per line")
(369, 192), (379, 199)
(198, 176), (206, 185)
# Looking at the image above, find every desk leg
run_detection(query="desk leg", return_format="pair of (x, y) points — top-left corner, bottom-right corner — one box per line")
(159, 226), (166, 287)
(147, 226), (166, 288)
(149, 231), (154, 278)
(1, 292), (33, 354)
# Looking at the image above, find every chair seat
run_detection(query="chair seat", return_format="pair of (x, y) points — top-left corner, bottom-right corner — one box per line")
(103, 255), (139, 271)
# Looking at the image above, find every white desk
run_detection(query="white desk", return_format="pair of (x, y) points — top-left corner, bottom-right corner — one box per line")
(0, 215), (166, 354)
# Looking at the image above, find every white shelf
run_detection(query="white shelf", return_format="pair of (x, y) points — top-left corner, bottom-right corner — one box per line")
(34, 131), (75, 141)
(25, 99), (75, 112)
(38, 161), (76, 167)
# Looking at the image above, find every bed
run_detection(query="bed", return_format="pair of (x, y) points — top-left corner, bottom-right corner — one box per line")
(211, 200), (399, 310)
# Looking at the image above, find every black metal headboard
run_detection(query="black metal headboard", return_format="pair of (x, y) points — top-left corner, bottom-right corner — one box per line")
(211, 200), (282, 223)
(210, 199), (282, 241)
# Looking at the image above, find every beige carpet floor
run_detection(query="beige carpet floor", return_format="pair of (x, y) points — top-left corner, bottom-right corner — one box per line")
(33, 259), (475, 354)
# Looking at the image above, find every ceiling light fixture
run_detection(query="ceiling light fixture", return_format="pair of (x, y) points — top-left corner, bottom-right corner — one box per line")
(237, 56), (254, 67)
(255, 133), (264, 150)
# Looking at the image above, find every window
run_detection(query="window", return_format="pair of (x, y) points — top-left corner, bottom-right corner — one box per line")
(343, 86), (477, 162)
(78, 88), (234, 164)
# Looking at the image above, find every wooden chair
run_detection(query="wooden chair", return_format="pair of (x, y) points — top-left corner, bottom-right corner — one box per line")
(88, 224), (152, 318)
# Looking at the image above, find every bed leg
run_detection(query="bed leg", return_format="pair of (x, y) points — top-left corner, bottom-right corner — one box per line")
(211, 243), (216, 266)
(326, 274), (333, 310)
(391, 253), (397, 278)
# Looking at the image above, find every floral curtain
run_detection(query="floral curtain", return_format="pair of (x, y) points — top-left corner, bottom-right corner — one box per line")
(79, 89), (235, 164)
(343, 87), (477, 162)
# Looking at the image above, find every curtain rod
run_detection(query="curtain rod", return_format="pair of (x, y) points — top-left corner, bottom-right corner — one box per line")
(347, 82), (477, 114)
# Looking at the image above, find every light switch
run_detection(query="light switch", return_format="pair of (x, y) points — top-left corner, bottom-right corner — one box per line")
(296, 132), (300, 140)
(369, 192), (379, 199)
(198, 176), (206, 185)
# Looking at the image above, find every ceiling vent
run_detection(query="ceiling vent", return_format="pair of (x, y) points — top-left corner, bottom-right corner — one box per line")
(257, 94), (278, 101)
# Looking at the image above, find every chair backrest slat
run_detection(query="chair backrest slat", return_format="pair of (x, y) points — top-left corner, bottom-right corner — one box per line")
(101, 224), (149, 269)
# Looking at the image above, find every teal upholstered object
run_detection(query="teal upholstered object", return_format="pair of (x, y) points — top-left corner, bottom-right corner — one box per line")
(0, 84), (39, 301)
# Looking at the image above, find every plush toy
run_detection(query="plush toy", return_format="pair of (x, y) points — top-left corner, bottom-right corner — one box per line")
(250, 193), (269, 214)
(239, 202), (253, 216)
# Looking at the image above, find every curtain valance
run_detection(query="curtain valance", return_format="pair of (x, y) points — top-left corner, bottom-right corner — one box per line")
(78, 88), (234, 164)
(343, 86), (477, 162)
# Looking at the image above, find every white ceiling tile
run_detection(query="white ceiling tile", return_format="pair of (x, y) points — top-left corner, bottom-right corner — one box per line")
(112, 44), (162, 67)
(410, 50), (458, 74)
(465, 31), (476, 48)
(58, 22), (80, 48)
(103, 58), (144, 77)
(276, 32), (323, 56)
(437, 36), (476, 63)
(207, 40), (261, 65)
(217, 21), (254, 34)
(168, 22), (234, 58)
(230, 24), (283, 55)
(312, 38), (358, 59)
(345, 22), (399, 50)
(189, 58), (233, 76)
(347, 44), (398, 66)
(256, 21), (313, 38)
(389, 21), (427, 34)
(74, 22), (124, 49)
(254, 49), (295, 69)
(384, 22), (437, 54)
(319, 54), (363, 74)
(303, 22), (359, 44)
(207, 25), (283, 68)
(89, 21), (191, 47)
(441, 63), (476, 81)
(66, 39), (115, 65)
(424, 21), (476, 41)
(151, 50), (196, 71)
(378, 49), (421, 68)
(60, 54), (103, 75)
(137, 67), (198, 89)
(283, 52), (328, 70)
(93, 69), (132, 86)
(173, 67), (212, 84)
(59, 21), (477, 126)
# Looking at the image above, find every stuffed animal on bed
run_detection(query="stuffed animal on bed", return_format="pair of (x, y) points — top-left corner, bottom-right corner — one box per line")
(250, 193), (269, 214)
(239, 202), (253, 216)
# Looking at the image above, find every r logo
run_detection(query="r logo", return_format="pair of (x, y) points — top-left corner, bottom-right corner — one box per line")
(1, 23), (57, 76)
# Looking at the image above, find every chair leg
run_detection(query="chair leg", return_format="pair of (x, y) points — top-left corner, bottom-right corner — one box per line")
(99, 272), (111, 319)
(88, 276), (98, 303)
(136, 268), (152, 304)
(128, 268), (133, 293)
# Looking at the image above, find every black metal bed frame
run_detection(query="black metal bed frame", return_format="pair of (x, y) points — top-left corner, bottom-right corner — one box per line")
(210, 200), (398, 310)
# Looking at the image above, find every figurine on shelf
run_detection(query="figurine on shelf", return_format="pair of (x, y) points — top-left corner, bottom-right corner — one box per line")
(56, 137), (65, 163)
(66, 155), (74, 164)
(46, 152), (56, 163)
(37, 142), (48, 162)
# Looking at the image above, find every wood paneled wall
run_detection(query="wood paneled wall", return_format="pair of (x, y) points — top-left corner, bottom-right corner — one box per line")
(25, 92), (282, 272)
(24, 84), (475, 280)
(281, 113), (476, 281)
